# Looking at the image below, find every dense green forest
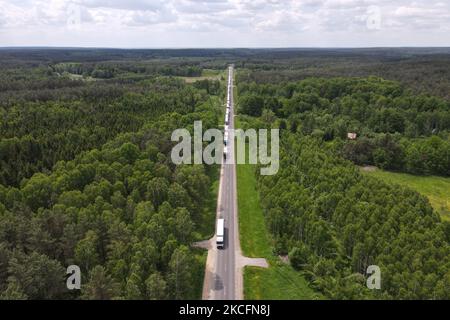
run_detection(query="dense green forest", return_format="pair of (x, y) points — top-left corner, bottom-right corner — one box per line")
(237, 70), (450, 299)
(0, 105), (219, 299)
(0, 53), (223, 299)
(1, 48), (450, 300)
(234, 49), (450, 100)
(238, 77), (450, 176)
(0, 64), (217, 187)
(3, 47), (450, 98)
(256, 133), (450, 299)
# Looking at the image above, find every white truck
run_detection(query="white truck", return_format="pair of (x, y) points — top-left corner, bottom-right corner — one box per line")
(216, 218), (225, 249)
(224, 131), (229, 145)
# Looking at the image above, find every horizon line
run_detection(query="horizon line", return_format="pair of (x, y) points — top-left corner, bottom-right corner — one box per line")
(1, 46), (450, 50)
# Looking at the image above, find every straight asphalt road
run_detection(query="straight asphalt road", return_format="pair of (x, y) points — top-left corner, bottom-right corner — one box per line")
(216, 65), (237, 299)
(204, 65), (239, 300)
(202, 65), (267, 300)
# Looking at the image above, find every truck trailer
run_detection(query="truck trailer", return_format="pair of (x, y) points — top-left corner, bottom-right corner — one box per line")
(216, 218), (225, 249)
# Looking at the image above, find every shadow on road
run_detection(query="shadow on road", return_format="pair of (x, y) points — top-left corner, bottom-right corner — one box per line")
(213, 273), (224, 291)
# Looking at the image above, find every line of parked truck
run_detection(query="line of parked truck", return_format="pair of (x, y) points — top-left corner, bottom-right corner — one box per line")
(217, 66), (233, 250)
(223, 66), (232, 161)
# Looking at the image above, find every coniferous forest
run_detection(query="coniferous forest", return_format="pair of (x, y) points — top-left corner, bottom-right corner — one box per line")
(236, 53), (450, 300)
(0, 49), (223, 299)
(0, 48), (449, 300)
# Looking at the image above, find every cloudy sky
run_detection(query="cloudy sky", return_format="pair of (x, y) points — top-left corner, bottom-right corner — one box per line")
(0, 0), (449, 47)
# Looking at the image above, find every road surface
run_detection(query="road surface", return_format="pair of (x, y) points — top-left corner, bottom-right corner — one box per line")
(201, 65), (268, 300)
(203, 65), (239, 300)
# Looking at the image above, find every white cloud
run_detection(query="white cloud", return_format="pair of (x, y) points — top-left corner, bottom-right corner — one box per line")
(75, 0), (167, 11)
(173, 0), (233, 14)
(0, 0), (449, 47)
(254, 10), (310, 32)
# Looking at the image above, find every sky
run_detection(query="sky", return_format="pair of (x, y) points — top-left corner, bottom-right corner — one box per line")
(0, 0), (449, 48)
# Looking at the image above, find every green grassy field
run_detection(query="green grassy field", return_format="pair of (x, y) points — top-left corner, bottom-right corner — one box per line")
(180, 69), (223, 83)
(362, 168), (450, 221)
(237, 162), (321, 300)
(237, 162), (273, 258)
(243, 261), (322, 300)
(235, 116), (320, 299)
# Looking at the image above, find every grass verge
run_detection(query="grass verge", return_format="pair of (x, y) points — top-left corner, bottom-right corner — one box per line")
(192, 248), (208, 299)
(235, 117), (321, 300)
